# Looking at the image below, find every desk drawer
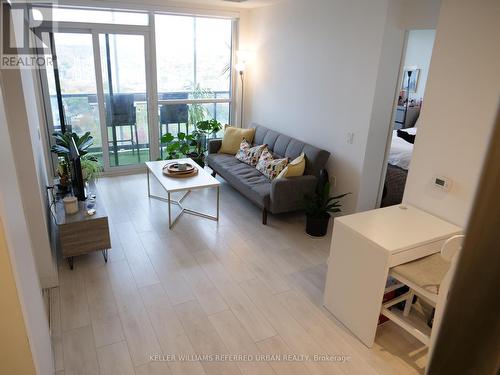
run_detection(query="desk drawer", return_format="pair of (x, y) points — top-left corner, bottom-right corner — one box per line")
(389, 239), (445, 268)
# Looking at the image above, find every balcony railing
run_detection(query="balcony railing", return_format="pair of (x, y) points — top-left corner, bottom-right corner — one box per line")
(50, 91), (230, 155)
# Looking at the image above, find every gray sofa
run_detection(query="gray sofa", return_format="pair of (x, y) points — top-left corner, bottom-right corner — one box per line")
(206, 124), (330, 224)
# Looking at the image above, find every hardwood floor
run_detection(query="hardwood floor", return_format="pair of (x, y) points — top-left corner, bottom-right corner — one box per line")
(52, 172), (427, 374)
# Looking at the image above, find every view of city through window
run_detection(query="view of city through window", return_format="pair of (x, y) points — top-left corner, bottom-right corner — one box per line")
(43, 9), (233, 169)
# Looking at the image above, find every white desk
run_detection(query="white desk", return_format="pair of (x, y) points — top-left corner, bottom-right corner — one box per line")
(323, 205), (462, 347)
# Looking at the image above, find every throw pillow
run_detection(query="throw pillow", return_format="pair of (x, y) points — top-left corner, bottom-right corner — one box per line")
(219, 127), (256, 155)
(256, 148), (289, 180)
(277, 152), (306, 179)
(235, 139), (267, 166)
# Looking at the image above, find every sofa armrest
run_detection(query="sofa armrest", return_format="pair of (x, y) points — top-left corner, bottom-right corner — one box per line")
(270, 175), (317, 214)
(208, 139), (222, 154)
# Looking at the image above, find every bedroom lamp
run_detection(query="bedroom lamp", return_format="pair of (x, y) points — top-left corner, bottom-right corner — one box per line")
(403, 68), (414, 127)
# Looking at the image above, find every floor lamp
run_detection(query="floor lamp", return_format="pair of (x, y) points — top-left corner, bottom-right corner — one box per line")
(403, 69), (413, 127)
(235, 62), (246, 128)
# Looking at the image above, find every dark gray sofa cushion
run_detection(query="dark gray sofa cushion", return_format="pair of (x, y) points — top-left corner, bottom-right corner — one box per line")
(206, 153), (270, 208)
(251, 123), (329, 177)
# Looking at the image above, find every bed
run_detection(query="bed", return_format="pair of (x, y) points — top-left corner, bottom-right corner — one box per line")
(381, 127), (417, 207)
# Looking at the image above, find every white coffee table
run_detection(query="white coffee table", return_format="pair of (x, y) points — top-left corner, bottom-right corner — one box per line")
(146, 158), (220, 229)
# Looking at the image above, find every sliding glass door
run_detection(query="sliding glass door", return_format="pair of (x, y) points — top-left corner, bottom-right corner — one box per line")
(44, 32), (103, 161)
(41, 28), (153, 171)
(98, 33), (151, 167)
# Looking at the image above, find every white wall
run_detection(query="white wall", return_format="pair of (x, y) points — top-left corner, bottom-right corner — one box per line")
(245, 0), (440, 213)
(404, 0), (500, 227)
(1, 67), (58, 289)
(403, 29), (436, 100)
(0, 74), (54, 375)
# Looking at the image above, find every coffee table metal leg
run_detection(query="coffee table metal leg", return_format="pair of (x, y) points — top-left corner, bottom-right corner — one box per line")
(147, 168), (150, 197)
(216, 186), (220, 221)
(168, 191), (172, 228)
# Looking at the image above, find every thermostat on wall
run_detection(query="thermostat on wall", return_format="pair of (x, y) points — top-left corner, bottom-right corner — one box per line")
(434, 175), (452, 192)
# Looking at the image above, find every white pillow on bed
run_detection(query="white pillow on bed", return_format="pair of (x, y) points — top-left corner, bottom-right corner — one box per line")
(403, 127), (417, 135)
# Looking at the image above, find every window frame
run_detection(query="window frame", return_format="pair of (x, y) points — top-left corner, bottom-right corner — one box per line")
(34, 4), (239, 175)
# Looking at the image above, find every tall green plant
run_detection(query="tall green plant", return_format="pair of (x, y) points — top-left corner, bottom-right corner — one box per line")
(50, 131), (98, 162)
(186, 82), (212, 126)
(303, 183), (350, 218)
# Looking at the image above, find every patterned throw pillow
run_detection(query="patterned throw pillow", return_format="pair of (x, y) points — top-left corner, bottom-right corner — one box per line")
(256, 148), (289, 180)
(235, 139), (267, 166)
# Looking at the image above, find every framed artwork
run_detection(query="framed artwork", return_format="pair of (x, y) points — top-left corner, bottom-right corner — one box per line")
(401, 68), (420, 93)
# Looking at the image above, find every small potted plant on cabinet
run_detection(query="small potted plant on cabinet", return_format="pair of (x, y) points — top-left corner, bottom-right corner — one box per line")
(51, 131), (102, 189)
(303, 182), (350, 237)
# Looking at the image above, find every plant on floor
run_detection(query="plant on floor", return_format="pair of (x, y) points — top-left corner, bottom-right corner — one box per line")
(161, 131), (196, 160)
(161, 119), (222, 167)
(303, 180), (350, 237)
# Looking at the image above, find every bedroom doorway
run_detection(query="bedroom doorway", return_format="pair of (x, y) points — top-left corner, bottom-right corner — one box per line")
(380, 29), (436, 207)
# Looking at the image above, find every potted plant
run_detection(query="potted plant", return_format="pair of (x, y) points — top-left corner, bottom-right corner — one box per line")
(81, 158), (102, 183)
(188, 119), (222, 167)
(56, 159), (71, 194)
(161, 119), (222, 167)
(51, 131), (102, 189)
(51, 131), (95, 158)
(303, 182), (350, 237)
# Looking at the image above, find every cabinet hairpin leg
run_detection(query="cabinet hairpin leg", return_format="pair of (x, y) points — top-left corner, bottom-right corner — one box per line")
(102, 249), (108, 263)
(68, 257), (74, 270)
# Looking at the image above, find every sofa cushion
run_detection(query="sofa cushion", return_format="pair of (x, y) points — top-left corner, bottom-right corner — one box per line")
(256, 148), (289, 180)
(219, 127), (256, 155)
(277, 152), (305, 179)
(250, 123), (330, 177)
(235, 139), (266, 167)
(206, 153), (271, 208)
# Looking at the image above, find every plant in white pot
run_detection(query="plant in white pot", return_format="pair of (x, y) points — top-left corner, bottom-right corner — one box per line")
(303, 182), (350, 237)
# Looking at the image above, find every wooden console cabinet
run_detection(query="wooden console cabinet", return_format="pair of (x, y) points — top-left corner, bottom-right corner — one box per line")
(51, 184), (111, 269)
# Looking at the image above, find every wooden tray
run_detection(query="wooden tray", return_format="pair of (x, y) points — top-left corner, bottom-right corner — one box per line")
(163, 163), (198, 178)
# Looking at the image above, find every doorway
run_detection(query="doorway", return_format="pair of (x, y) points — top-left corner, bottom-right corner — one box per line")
(380, 29), (436, 207)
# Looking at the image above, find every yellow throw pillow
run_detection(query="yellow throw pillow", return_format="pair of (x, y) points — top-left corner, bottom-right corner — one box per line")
(277, 153), (306, 178)
(219, 127), (256, 155)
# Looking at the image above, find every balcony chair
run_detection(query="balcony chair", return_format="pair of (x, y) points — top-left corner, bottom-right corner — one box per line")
(159, 95), (188, 159)
(381, 234), (465, 346)
(108, 93), (140, 164)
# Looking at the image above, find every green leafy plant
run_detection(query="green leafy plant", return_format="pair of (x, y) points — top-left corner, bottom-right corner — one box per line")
(56, 159), (71, 188)
(161, 119), (222, 163)
(50, 131), (95, 159)
(303, 182), (350, 218)
(161, 132), (196, 160)
(192, 119), (223, 155)
(81, 158), (102, 183)
(186, 82), (212, 126)
(51, 131), (102, 187)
